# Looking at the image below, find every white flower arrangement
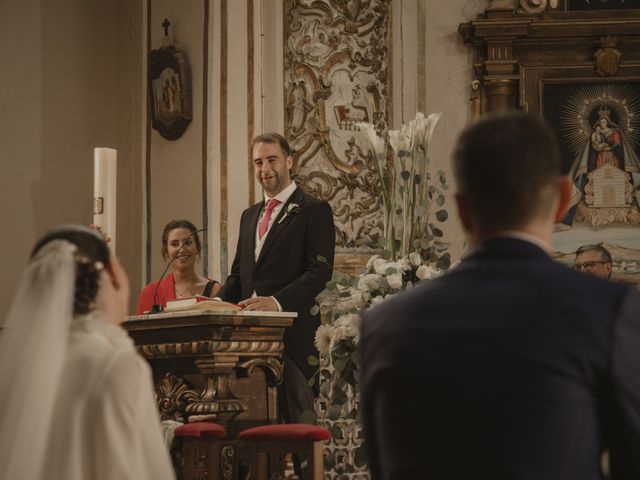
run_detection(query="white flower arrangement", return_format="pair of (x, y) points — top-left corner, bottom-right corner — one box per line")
(311, 111), (452, 425)
(358, 112), (445, 259)
(312, 252), (443, 421)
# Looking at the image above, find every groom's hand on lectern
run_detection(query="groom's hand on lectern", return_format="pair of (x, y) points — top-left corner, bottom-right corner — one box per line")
(239, 296), (278, 312)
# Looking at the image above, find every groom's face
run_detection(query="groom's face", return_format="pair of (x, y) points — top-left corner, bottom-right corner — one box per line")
(253, 141), (293, 197)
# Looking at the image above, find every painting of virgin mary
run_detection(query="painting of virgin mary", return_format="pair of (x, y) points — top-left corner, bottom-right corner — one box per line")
(543, 82), (640, 283)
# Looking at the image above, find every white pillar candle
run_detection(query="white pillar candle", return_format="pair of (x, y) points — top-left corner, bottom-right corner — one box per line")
(93, 147), (117, 253)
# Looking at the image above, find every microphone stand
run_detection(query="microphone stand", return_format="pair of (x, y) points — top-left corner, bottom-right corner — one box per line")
(150, 227), (206, 313)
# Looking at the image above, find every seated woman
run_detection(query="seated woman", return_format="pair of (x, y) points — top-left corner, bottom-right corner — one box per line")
(136, 219), (221, 314)
(0, 225), (174, 480)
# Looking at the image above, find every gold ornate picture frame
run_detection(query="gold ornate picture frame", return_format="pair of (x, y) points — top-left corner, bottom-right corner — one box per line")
(460, 3), (640, 281)
(149, 43), (192, 141)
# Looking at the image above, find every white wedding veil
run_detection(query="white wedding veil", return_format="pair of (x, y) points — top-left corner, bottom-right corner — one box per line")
(0, 238), (77, 479)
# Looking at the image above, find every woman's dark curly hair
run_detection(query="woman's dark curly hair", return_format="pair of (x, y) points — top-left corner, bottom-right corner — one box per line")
(31, 225), (110, 316)
(161, 219), (202, 260)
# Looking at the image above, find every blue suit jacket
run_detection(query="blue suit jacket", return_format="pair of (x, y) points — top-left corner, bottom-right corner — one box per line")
(361, 237), (640, 480)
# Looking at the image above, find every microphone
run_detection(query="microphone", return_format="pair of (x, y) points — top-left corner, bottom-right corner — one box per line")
(150, 227), (207, 313)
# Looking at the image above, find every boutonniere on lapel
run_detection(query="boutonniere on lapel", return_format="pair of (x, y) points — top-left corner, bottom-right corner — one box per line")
(278, 202), (303, 224)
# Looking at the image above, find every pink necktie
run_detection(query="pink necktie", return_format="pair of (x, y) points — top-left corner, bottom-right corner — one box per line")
(259, 199), (281, 240)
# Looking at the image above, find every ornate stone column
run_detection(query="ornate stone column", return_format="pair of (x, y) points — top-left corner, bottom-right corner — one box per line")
(484, 36), (519, 111)
(460, 15), (530, 114)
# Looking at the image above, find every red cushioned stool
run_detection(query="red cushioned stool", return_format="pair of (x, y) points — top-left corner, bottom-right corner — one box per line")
(238, 424), (331, 480)
(174, 422), (228, 480)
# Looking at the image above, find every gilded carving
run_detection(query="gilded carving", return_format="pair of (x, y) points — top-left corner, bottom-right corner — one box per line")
(138, 340), (284, 359)
(186, 361), (248, 423)
(595, 36), (621, 77)
(155, 372), (198, 422)
(520, 0), (546, 12)
(191, 445), (208, 480)
(285, 0), (390, 249)
(470, 80), (482, 121)
(220, 445), (235, 480)
(519, 0), (559, 12)
(237, 357), (284, 385)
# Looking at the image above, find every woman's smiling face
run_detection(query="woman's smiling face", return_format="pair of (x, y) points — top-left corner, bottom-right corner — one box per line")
(165, 227), (199, 269)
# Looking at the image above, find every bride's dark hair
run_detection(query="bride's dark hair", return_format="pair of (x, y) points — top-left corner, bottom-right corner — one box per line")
(31, 225), (110, 315)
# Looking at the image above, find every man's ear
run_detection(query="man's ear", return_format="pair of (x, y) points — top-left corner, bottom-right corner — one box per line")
(286, 155), (294, 175)
(455, 193), (473, 233)
(554, 176), (572, 223)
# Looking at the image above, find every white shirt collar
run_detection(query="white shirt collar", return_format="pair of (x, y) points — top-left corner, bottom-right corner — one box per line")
(263, 181), (297, 206)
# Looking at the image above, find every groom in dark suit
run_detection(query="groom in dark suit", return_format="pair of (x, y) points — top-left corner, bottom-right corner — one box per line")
(360, 113), (640, 479)
(218, 133), (335, 424)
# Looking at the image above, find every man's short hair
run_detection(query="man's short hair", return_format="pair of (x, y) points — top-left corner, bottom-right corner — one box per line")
(453, 112), (562, 232)
(576, 244), (612, 264)
(252, 133), (291, 157)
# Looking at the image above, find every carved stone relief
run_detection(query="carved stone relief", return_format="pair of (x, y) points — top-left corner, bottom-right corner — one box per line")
(284, 0), (390, 249)
(595, 36), (622, 77)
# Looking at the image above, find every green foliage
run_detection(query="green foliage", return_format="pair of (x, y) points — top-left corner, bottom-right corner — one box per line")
(298, 409), (317, 425)
(312, 113), (454, 443)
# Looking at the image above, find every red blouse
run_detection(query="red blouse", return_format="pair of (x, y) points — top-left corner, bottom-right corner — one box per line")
(135, 273), (177, 315)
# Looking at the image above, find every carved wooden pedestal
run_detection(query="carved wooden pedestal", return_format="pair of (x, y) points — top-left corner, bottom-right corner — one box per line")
(125, 310), (295, 479)
(124, 310), (295, 436)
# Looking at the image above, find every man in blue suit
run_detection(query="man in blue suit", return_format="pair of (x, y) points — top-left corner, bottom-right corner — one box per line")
(360, 112), (640, 479)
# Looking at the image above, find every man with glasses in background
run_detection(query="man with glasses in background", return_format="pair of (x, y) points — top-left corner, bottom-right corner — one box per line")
(575, 244), (613, 280)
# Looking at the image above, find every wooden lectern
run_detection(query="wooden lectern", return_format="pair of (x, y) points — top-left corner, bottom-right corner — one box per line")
(124, 309), (295, 437)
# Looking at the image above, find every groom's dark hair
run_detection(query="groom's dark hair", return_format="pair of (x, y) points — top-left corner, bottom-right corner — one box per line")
(453, 111), (562, 233)
(252, 133), (292, 157)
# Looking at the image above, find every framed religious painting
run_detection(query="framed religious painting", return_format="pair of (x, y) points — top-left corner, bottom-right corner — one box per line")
(460, 2), (640, 282)
(519, 59), (640, 284)
(567, 0), (640, 11)
(148, 44), (192, 141)
(540, 78), (640, 282)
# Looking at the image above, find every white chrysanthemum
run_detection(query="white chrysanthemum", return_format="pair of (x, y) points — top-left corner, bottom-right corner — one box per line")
(314, 324), (333, 354)
(370, 295), (385, 307)
(335, 298), (363, 314)
(416, 264), (442, 280)
(334, 288), (366, 313)
(357, 273), (381, 292)
(393, 258), (411, 272)
(387, 272), (403, 289)
(409, 251), (422, 267)
(372, 258), (390, 275)
(366, 254), (380, 271)
(335, 313), (361, 335)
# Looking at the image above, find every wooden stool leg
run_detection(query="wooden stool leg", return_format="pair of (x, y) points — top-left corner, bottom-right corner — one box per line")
(256, 450), (269, 480)
(304, 442), (324, 480)
(313, 441), (325, 480)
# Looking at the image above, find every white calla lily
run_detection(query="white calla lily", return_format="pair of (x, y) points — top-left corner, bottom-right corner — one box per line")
(356, 122), (385, 156)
